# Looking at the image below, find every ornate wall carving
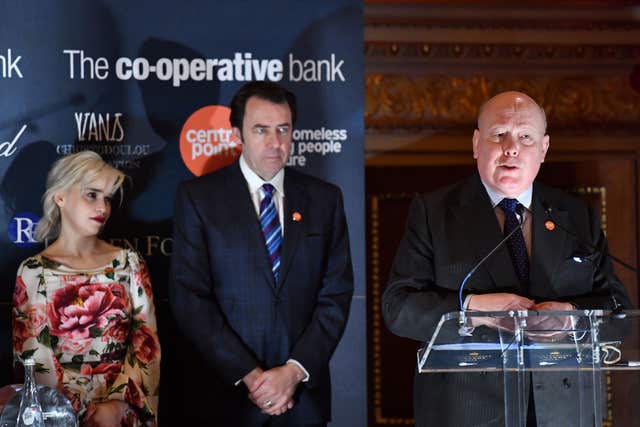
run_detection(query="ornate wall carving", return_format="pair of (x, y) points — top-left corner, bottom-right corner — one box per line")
(365, 74), (640, 131)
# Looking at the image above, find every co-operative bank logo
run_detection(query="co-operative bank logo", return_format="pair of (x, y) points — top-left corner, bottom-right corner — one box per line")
(179, 106), (242, 176)
(8, 212), (40, 247)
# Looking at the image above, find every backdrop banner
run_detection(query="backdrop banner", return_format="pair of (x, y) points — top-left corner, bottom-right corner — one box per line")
(0, 1), (365, 424)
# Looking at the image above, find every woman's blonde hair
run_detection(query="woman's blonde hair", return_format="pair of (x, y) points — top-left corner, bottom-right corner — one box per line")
(34, 151), (126, 242)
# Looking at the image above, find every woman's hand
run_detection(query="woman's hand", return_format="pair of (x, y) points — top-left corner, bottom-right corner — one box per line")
(83, 400), (130, 427)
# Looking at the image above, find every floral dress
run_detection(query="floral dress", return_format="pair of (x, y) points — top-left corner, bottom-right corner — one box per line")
(12, 249), (161, 426)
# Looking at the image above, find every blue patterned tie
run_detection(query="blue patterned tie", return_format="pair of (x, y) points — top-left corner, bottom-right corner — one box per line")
(498, 198), (529, 286)
(260, 184), (282, 282)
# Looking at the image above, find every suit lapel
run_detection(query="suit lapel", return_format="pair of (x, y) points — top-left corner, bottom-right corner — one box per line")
(228, 163), (277, 290)
(529, 185), (568, 298)
(277, 172), (307, 291)
(455, 175), (520, 291)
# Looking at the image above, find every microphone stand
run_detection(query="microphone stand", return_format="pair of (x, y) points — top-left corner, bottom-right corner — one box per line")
(458, 211), (527, 335)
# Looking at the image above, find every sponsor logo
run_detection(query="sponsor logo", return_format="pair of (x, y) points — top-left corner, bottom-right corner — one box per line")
(75, 112), (124, 142)
(63, 50), (346, 86)
(8, 212), (40, 247)
(287, 127), (348, 167)
(109, 236), (172, 257)
(179, 106), (241, 176)
(57, 112), (149, 169)
(0, 49), (23, 79)
(0, 124), (27, 158)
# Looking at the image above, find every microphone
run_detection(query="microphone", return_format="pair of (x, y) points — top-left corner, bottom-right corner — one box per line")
(458, 204), (527, 334)
(542, 202), (630, 318)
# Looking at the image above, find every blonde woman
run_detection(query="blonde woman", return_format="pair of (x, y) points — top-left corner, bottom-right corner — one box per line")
(11, 151), (160, 427)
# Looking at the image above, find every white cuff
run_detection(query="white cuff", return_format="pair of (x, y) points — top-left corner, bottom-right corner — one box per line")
(286, 359), (310, 382)
(463, 294), (474, 310)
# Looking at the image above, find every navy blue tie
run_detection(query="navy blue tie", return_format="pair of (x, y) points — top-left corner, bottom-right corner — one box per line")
(498, 198), (529, 285)
(260, 184), (282, 282)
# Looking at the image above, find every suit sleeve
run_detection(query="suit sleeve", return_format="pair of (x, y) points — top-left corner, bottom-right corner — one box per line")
(288, 188), (354, 388)
(381, 195), (460, 343)
(169, 183), (259, 385)
(566, 205), (633, 310)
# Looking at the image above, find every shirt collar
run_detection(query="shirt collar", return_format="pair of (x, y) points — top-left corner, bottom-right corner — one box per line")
(481, 179), (532, 210)
(239, 154), (285, 196)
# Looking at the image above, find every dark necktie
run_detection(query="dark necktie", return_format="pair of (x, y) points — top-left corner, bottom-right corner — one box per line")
(259, 184), (282, 282)
(498, 198), (529, 286)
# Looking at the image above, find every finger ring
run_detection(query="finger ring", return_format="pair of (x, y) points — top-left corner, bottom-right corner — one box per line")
(265, 400), (273, 408)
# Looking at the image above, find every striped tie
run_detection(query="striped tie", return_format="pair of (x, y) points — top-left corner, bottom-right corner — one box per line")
(259, 183), (282, 282)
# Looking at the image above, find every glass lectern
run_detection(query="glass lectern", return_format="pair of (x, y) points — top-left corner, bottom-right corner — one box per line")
(417, 310), (640, 427)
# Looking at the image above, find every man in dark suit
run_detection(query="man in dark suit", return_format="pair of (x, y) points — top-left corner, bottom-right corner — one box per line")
(169, 82), (353, 426)
(382, 91), (632, 426)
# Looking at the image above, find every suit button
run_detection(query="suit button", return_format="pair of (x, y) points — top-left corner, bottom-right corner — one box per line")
(562, 378), (571, 389)
(535, 383), (543, 390)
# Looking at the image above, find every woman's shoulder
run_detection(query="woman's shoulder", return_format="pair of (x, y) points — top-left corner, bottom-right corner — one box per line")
(17, 254), (57, 273)
(15, 254), (55, 286)
(122, 247), (146, 269)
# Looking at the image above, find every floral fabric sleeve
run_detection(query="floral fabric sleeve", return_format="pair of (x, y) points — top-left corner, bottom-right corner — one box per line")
(12, 258), (61, 387)
(107, 251), (161, 426)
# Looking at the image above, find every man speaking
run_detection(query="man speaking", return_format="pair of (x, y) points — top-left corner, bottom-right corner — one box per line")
(382, 91), (632, 426)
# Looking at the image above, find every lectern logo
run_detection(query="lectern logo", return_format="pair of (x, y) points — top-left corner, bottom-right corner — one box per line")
(9, 212), (40, 247)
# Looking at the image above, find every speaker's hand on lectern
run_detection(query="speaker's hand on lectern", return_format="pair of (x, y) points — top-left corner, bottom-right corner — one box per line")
(468, 292), (535, 312)
(525, 301), (576, 341)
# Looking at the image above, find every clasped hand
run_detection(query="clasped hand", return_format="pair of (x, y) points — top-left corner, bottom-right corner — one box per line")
(243, 364), (303, 416)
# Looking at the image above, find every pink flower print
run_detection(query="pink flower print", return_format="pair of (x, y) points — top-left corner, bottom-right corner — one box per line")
(124, 378), (144, 409)
(103, 316), (130, 343)
(13, 276), (28, 307)
(61, 275), (91, 287)
(48, 283), (129, 341)
(132, 325), (160, 365)
(52, 357), (64, 382)
(12, 318), (29, 353)
(80, 362), (122, 385)
(57, 337), (93, 355)
(135, 263), (154, 298)
(24, 305), (47, 333)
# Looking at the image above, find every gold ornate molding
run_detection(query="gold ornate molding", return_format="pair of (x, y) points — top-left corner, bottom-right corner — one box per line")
(365, 74), (640, 131)
(365, 42), (640, 63)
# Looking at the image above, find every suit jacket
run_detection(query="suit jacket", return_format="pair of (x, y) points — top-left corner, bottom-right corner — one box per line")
(169, 162), (354, 425)
(382, 173), (632, 427)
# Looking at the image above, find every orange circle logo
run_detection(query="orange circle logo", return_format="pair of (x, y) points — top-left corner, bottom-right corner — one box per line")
(179, 105), (242, 176)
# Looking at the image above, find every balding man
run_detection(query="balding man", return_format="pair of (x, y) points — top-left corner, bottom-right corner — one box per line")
(381, 91), (631, 426)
